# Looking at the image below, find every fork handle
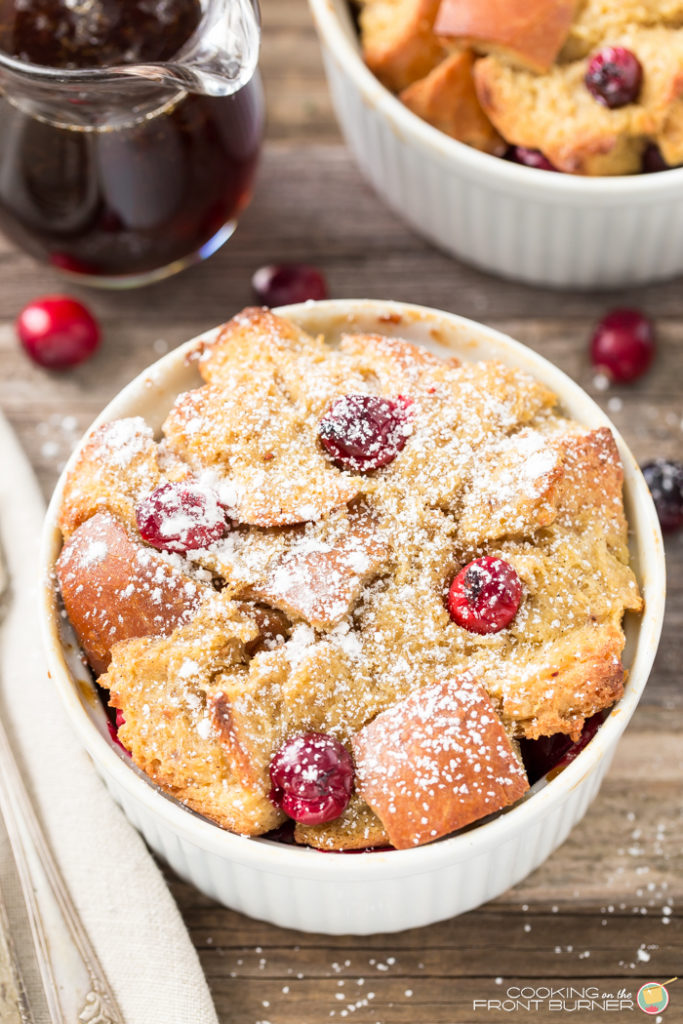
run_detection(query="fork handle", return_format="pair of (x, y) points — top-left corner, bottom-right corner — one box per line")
(0, 714), (124, 1024)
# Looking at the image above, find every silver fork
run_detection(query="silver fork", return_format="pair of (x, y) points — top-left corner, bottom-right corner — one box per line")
(0, 561), (125, 1023)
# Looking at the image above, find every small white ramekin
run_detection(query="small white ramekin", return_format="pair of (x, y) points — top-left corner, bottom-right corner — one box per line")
(41, 300), (665, 935)
(309, 0), (683, 289)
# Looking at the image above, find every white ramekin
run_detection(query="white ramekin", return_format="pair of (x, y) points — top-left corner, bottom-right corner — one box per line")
(41, 300), (665, 935)
(308, 0), (683, 290)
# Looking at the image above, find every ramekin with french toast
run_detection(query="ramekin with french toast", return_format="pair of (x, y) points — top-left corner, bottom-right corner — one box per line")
(309, 0), (683, 287)
(41, 300), (664, 934)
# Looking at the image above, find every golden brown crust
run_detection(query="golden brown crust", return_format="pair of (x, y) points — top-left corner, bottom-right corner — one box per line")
(561, 0), (683, 61)
(352, 677), (529, 849)
(56, 513), (203, 675)
(242, 508), (389, 629)
(499, 623), (627, 741)
(103, 593), (284, 836)
(358, 0), (445, 92)
(58, 418), (163, 539)
(162, 381), (361, 528)
(198, 306), (329, 390)
(475, 27), (683, 176)
(294, 793), (390, 850)
(400, 50), (505, 153)
(434, 0), (579, 72)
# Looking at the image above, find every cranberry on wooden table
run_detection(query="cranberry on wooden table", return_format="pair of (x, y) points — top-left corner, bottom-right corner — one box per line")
(585, 46), (643, 109)
(447, 556), (522, 635)
(252, 263), (328, 307)
(319, 393), (412, 472)
(136, 481), (229, 553)
(641, 460), (683, 532)
(590, 309), (655, 383)
(16, 295), (100, 369)
(270, 733), (354, 825)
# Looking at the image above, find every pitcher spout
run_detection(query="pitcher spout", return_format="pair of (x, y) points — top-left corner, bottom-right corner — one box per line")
(117, 0), (260, 97)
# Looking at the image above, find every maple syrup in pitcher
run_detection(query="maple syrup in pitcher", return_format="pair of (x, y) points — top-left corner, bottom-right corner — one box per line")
(0, 0), (263, 283)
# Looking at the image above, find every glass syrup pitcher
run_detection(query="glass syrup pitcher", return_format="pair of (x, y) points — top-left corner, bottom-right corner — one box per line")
(0, 0), (263, 286)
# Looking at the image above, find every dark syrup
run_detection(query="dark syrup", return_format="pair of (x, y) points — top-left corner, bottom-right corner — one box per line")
(0, 0), (263, 279)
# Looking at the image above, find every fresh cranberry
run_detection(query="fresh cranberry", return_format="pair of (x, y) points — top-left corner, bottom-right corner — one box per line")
(447, 556), (522, 635)
(319, 393), (412, 472)
(136, 481), (229, 553)
(585, 46), (642, 108)
(641, 144), (670, 174)
(508, 146), (557, 172)
(270, 733), (354, 825)
(252, 263), (328, 307)
(107, 709), (130, 756)
(590, 309), (655, 383)
(16, 295), (100, 370)
(641, 459), (683, 532)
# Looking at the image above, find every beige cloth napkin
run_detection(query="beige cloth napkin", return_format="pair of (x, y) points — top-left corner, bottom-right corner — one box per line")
(0, 411), (220, 1024)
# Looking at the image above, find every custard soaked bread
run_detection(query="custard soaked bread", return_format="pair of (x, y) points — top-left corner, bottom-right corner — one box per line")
(358, 0), (683, 174)
(57, 308), (642, 849)
(475, 27), (683, 174)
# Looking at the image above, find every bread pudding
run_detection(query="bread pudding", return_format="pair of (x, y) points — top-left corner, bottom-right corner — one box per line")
(55, 307), (642, 850)
(355, 0), (683, 174)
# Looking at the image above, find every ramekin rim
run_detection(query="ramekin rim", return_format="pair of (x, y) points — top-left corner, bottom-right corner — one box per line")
(40, 298), (665, 879)
(307, 0), (683, 200)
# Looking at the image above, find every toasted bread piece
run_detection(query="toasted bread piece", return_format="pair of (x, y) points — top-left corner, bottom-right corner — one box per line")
(475, 27), (683, 175)
(200, 307), (374, 420)
(193, 524), (302, 597)
(294, 793), (390, 850)
(209, 648), (290, 792)
(434, 0), (578, 72)
(555, 427), (633, 558)
(456, 427), (565, 543)
(400, 50), (505, 153)
(340, 330), (455, 386)
(199, 307), (328, 388)
(103, 594), (283, 835)
(561, 0), (683, 61)
(659, 97), (683, 167)
(209, 630), (387, 793)
(376, 360), (556, 513)
(494, 621), (627, 741)
(56, 513), (203, 675)
(352, 676), (529, 849)
(358, 0), (445, 92)
(243, 508), (390, 629)
(165, 309), (364, 527)
(162, 380), (361, 527)
(449, 429), (642, 740)
(59, 418), (165, 539)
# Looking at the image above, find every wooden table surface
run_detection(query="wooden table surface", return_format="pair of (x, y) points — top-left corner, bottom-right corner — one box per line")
(1, 2), (681, 1021)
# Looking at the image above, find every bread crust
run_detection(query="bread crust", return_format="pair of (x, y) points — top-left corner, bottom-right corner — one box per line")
(400, 50), (505, 154)
(58, 417), (163, 539)
(434, 0), (578, 73)
(352, 677), (529, 849)
(56, 512), (203, 675)
(103, 596), (284, 835)
(358, 0), (445, 92)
